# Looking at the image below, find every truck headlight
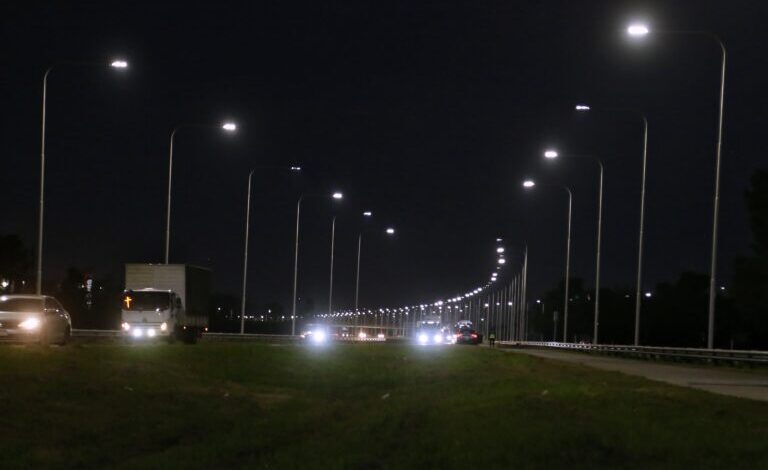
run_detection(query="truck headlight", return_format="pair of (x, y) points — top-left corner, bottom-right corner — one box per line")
(418, 333), (428, 344)
(433, 333), (443, 343)
(121, 322), (131, 331)
(132, 328), (143, 338)
(19, 317), (41, 330)
(312, 330), (327, 343)
(147, 328), (156, 337)
(160, 322), (167, 332)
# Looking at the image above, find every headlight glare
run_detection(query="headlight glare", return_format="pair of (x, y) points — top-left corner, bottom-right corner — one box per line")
(19, 317), (41, 330)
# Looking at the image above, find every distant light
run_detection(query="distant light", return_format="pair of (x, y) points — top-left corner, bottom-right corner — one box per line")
(720, 286), (726, 291)
(496, 247), (505, 254)
(627, 24), (650, 36)
(496, 238), (502, 242)
(535, 299), (541, 304)
(363, 211), (372, 217)
(523, 180), (536, 188)
(498, 258), (506, 265)
(644, 292), (652, 298)
(386, 227), (395, 235)
(110, 59), (128, 68)
(290, 166), (302, 171)
(332, 192), (343, 200)
(222, 122), (237, 132)
(575, 104), (591, 111)
(544, 150), (559, 159)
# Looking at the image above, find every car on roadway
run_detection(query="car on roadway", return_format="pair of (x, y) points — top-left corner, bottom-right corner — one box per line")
(0, 294), (72, 345)
(454, 326), (480, 345)
(415, 325), (446, 345)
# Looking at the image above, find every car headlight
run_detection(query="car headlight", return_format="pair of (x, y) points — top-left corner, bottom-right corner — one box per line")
(19, 317), (41, 330)
(358, 332), (367, 339)
(121, 322), (131, 331)
(418, 333), (428, 344)
(160, 322), (167, 332)
(433, 333), (443, 343)
(312, 330), (327, 343)
(147, 328), (156, 337)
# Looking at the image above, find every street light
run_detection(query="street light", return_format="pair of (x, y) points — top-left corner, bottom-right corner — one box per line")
(544, 150), (559, 159)
(523, 179), (573, 342)
(541, 148), (605, 344)
(165, 121), (237, 264)
(291, 191), (344, 335)
(36, 59), (127, 294)
(624, 22), (727, 349)
(240, 166), (301, 333)
(574, 103), (648, 346)
(386, 227), (395, 235)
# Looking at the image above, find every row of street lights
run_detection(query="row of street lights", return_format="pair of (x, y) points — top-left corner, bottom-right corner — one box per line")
(520, 22), (727, 348)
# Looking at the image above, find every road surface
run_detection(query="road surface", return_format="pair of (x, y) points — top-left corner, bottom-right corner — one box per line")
(509, 348), (768, 402)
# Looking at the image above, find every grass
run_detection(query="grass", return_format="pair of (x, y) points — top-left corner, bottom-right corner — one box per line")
(1, 342), (768, 469)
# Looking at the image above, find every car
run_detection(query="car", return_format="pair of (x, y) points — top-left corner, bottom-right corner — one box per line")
(454, 326), (480, 345)
(0, 295), (72, 345)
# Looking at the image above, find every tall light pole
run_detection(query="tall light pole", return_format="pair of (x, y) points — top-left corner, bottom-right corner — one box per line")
(240, 166), (301, 334)
(355, 218), (396, 314)
(291, 191), (344, 335)
(165, 121), (237, 264)
(543, 149), (605, 343)
(626, 22), (727, 349)
(523, 179), (573, 342)
(328, 214), (338, 316)
(575, 104), (648, 346)
(36, 59), (128, 294)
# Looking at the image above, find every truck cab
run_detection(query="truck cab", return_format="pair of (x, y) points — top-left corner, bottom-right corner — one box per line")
(121, 289), (178, 339)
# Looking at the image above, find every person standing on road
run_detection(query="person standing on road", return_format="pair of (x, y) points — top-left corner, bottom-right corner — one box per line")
(489, 330), (496, 347)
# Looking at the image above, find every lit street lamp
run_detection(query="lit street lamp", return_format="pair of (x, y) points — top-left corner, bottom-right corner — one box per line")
(165, 121), (237, 264)
(624, 22), (727, 350)
(542, 148), (605, 344)
(36, 58), (128, 294)
(291, 191), (343, 335)
(523, 179), (572, 342)
(240, 166), (301, 333)
(575, 103), (648, 346)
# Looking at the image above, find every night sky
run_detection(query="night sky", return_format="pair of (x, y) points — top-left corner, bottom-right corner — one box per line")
(1, 1), (766, 314)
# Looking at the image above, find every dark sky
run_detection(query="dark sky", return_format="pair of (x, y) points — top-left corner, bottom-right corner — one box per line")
(1, 0), (766, 314)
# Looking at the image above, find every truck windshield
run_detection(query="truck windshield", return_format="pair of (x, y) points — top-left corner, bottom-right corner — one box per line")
(0, 297), (43, 313)
(122, 292), (171, 311)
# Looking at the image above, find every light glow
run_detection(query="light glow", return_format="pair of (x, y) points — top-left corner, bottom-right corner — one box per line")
(147, 328), (156, 338)
(110, 59), (128, 68)
(575, 104), (591, 111)
(160, 322), (167, 331)
(386, 227), (395, 235)
(498, 258), (506, 265)
(523, 180), (536, 188)
(19, 317), (41, 330)
(122, 322), (131, 331)
(363, 211), (372, 217)
(290, 166), (302, 171)
(627, 24), (649, 36)
(222, 122), (237, 132)
(332, 192), (343, 200)
(544, 150), (559, 159)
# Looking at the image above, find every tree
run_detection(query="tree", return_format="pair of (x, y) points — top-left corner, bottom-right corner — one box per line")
(0, 234), (32, 293)
(732, 170), (768, 349)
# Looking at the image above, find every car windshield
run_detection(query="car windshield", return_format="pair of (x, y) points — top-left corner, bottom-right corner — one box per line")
(0, 297), (43, 313)
(122, 291), (171, 311)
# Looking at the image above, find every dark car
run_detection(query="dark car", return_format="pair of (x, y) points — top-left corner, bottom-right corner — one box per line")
(454, 326), (480, 345)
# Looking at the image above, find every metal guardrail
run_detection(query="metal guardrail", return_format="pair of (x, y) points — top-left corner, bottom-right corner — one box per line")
(497, 340), (768, 365)
(72, 329), (122, 337)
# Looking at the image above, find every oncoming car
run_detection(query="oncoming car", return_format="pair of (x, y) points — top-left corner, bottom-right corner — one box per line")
(300, 324), (331, 344)
(0, 295), (72, 345)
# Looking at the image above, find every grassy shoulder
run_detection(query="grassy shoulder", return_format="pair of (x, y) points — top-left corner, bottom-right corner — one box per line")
(1, 342), (767, 469)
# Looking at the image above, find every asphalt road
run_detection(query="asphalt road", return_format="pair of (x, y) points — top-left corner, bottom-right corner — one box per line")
(508, 348), (768, 402)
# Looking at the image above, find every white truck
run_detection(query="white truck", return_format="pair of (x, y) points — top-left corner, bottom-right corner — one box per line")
(121, 264), (211, 343)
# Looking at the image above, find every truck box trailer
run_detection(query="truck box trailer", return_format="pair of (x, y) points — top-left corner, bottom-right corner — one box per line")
(121, 264), (211, 343)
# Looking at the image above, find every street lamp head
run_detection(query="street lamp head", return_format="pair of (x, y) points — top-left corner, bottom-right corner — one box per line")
(498, 258), (506, 265)
(332, 192), (343, 200)
(627, 23), (650, 36)
(544, 150), (559, 159)
(222, 122), (237, 132)
(363, 211), (372, 217)
(110, 59), (128, 69)
(385, 227), (395, 235)
(523, 180), (536, 188)
(290, 166), (302, 171)
(575, 104), (591, 112)
(496, 247), (505, 253)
